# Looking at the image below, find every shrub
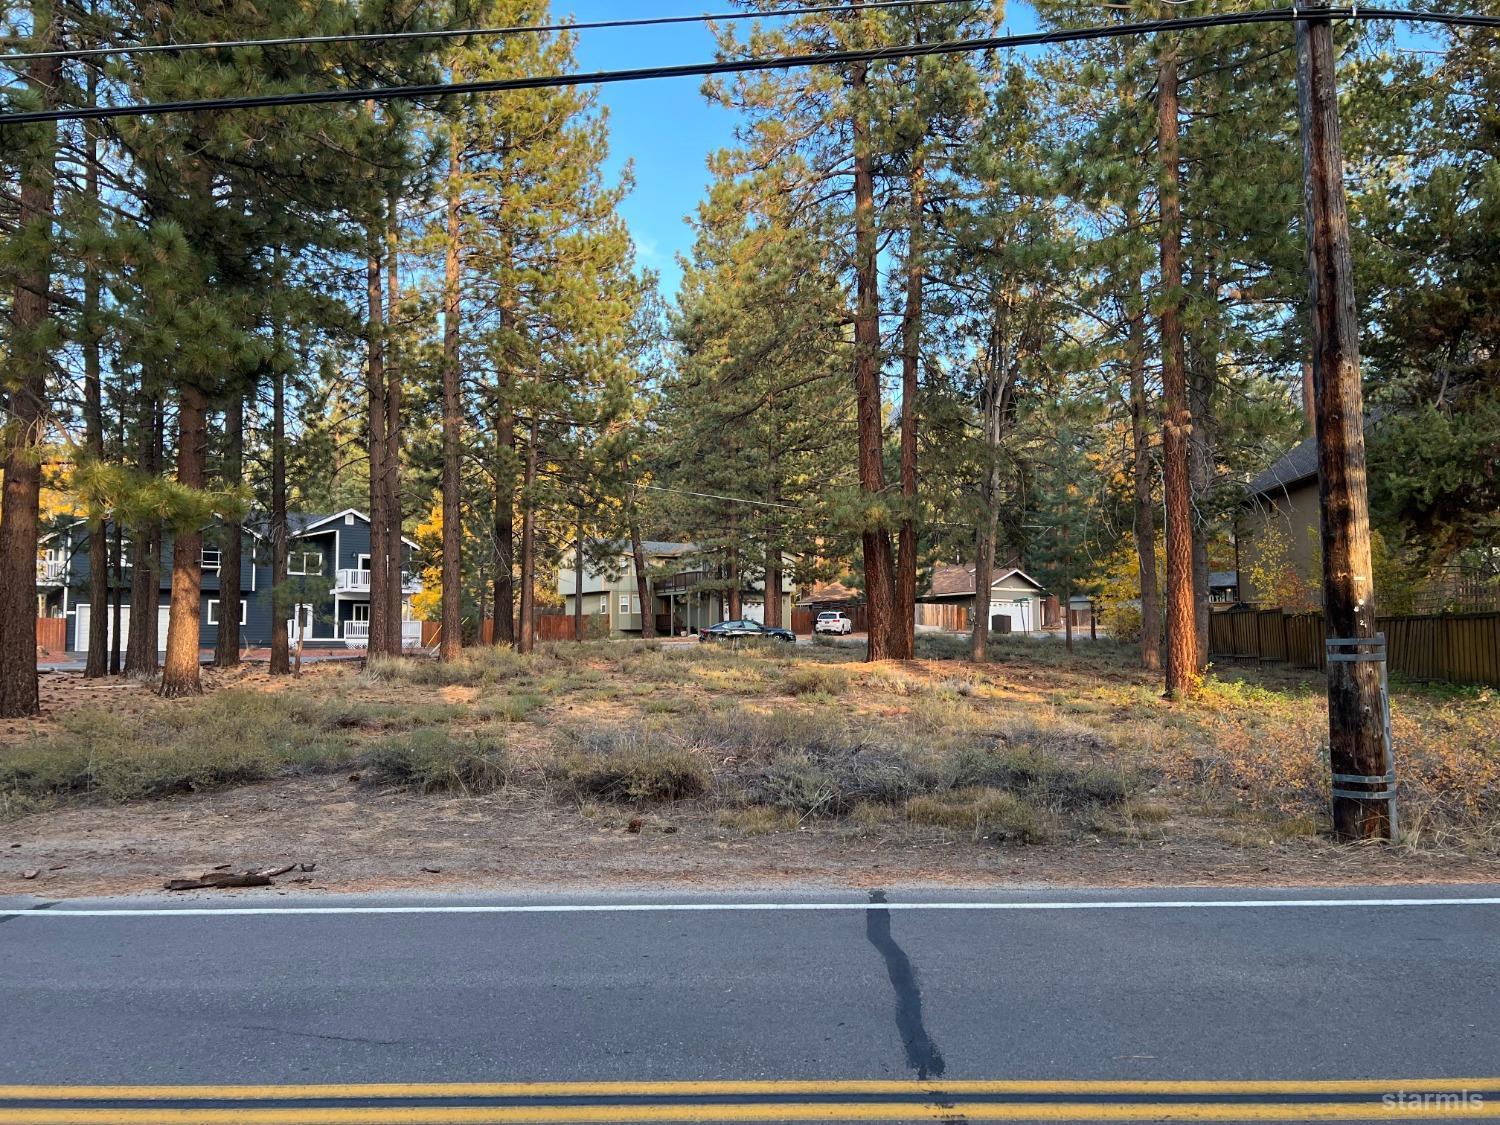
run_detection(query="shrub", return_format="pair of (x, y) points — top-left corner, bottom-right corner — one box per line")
(366, 730), (509, 793)
(0, 692), (358, 812)
(476, 693), (545, 723)
(1100, 600), (1143, 645)
(555, 727), (711, 805)
(906, 788), (1047, 843)
(783, 665), (848, 696)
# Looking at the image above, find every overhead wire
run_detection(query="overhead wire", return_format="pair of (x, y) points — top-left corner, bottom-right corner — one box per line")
(3, 7), (1497, 127)
(0, 0), (994, 64)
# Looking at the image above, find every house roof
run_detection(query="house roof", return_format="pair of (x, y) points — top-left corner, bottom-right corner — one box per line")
(1209, 570), (1238, 588)
(797, 581), (862, 606)
(925, 563), (1046, 599)
(1245, 415), (1385, 501)
(290, 509), (420, 551)
(1246, 436), (1320, 499)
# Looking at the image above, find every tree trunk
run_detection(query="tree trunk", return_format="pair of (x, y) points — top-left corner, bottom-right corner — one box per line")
(1064, 562), (1074, 656)
(440, 132), (464, 663)
(893, 154), (925, 662)
(492, 404), (516, 645)
(270, 351), (290, 677)
(83, 87), (109, 679)
(1157, 44), (1198, 698)
(124, 384), (159, 680)
(145, 400), (164, 663)
(0, 3), (58, 717)
(109, 523), (123, 675)
(384, 198), (404, 657)
(212, 390), (243, 667)
(727, 508), (742, 620)
(1128, 302), (1162, 672)
(1187, 264), (1217, 675)
(573, 507), (585, 642)
(366, 234), (390, 659)
(971, 301), (1014, 663)
(971, 516), (997, 664)
(851, 52), (897, 662)
(160, 383), (207, 698)
(629, 501), (654, 639)
(517, 420), (538, 654)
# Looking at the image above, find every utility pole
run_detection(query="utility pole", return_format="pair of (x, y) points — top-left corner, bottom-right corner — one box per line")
(1297, 16), (1393, 842)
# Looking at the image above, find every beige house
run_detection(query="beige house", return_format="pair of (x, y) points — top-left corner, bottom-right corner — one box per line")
(1237, 435), (1323, 607)
(918, 563), (1048, 634)
(557, 541), (795, 638)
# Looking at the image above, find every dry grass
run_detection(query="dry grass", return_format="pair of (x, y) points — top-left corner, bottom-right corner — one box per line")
(5, 636), (1497, 858)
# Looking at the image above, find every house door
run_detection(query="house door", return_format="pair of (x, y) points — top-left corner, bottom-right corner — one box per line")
(347, 602), (370, 640)
(287, 604), (314, 643)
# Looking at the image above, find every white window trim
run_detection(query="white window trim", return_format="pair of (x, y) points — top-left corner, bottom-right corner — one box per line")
(206, 599), (247, 626)
(288, 549), (324, 576)
(619, 595), (631, 615)
(201, 546), (221, 572)
(351, 603), (370, 622)
(599, 596), (609, 615)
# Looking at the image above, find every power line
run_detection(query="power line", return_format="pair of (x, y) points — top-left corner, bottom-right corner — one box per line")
(645, 483), (813, 510)
(1, 7), (1493, 126)
(0, 0), (991, 65)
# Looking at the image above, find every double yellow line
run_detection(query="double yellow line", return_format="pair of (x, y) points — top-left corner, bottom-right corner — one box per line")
(0, 1080), (1496, 1122)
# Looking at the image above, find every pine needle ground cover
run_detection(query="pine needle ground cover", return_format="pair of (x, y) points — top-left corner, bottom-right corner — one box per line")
(3, 639), (1497, 894)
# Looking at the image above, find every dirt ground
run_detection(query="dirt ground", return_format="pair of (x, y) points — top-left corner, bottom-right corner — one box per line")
(5, 642), (1499, 899)
(8, 771), (1500, 900)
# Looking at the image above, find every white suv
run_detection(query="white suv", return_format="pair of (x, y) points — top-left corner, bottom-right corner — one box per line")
(814, 611), (853, 636)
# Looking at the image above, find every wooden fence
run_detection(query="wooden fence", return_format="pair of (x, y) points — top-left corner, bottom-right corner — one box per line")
(914, 602), (971, 632)
(35, 618), (65, 655)
(422, 612), (591, 648)
(1210, 608), (1500, 688)
(792, 604), (868, 636)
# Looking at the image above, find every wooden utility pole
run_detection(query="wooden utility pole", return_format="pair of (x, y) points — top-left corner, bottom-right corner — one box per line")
(1297, 17), (1392, 841)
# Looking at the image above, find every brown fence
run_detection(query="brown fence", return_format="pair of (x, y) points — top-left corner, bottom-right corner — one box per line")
(914, 602), (971, 632)
(792, 604), (868, 636)
(422, 613), (590, 648)
(1210, 608), (1500, 687)
(35, 617), (65, 655)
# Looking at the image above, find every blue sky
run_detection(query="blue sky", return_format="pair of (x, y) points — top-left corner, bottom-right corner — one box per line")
(565, 2), (1042, 298)
(567, 2), (741, 296)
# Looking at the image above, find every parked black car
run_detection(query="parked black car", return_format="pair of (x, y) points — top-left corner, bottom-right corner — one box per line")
(698, 619), (796, 644)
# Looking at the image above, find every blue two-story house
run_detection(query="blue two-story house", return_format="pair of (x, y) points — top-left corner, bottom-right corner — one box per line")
(36, 509), (423, 655)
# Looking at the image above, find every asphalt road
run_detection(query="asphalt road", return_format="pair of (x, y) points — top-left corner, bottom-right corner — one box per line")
(1, 885), (1497, 1122)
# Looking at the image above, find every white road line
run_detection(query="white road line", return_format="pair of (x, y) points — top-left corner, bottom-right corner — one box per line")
(2, 897), (1499, 918)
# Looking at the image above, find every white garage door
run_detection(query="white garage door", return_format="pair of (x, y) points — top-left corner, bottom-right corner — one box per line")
(73, 604), (125, 655)
(989, 600), (1031, 633)
(73, 604), (170, 654)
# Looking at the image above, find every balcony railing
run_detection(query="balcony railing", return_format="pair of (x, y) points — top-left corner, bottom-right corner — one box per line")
(36, 559), (67, 584)
(343, 619), (423, 649)
(336, 569), (421, 594)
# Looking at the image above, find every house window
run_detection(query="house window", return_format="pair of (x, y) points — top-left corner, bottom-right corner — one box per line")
(289, 550), (323, 576)
(599, 596), (609, 615)
(206, 599), (247, 626)
(619, 595), (631, 615)
(351, 603), (370, 623)
(345, 513), (355, 525)
(201, 547), (221, 572)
